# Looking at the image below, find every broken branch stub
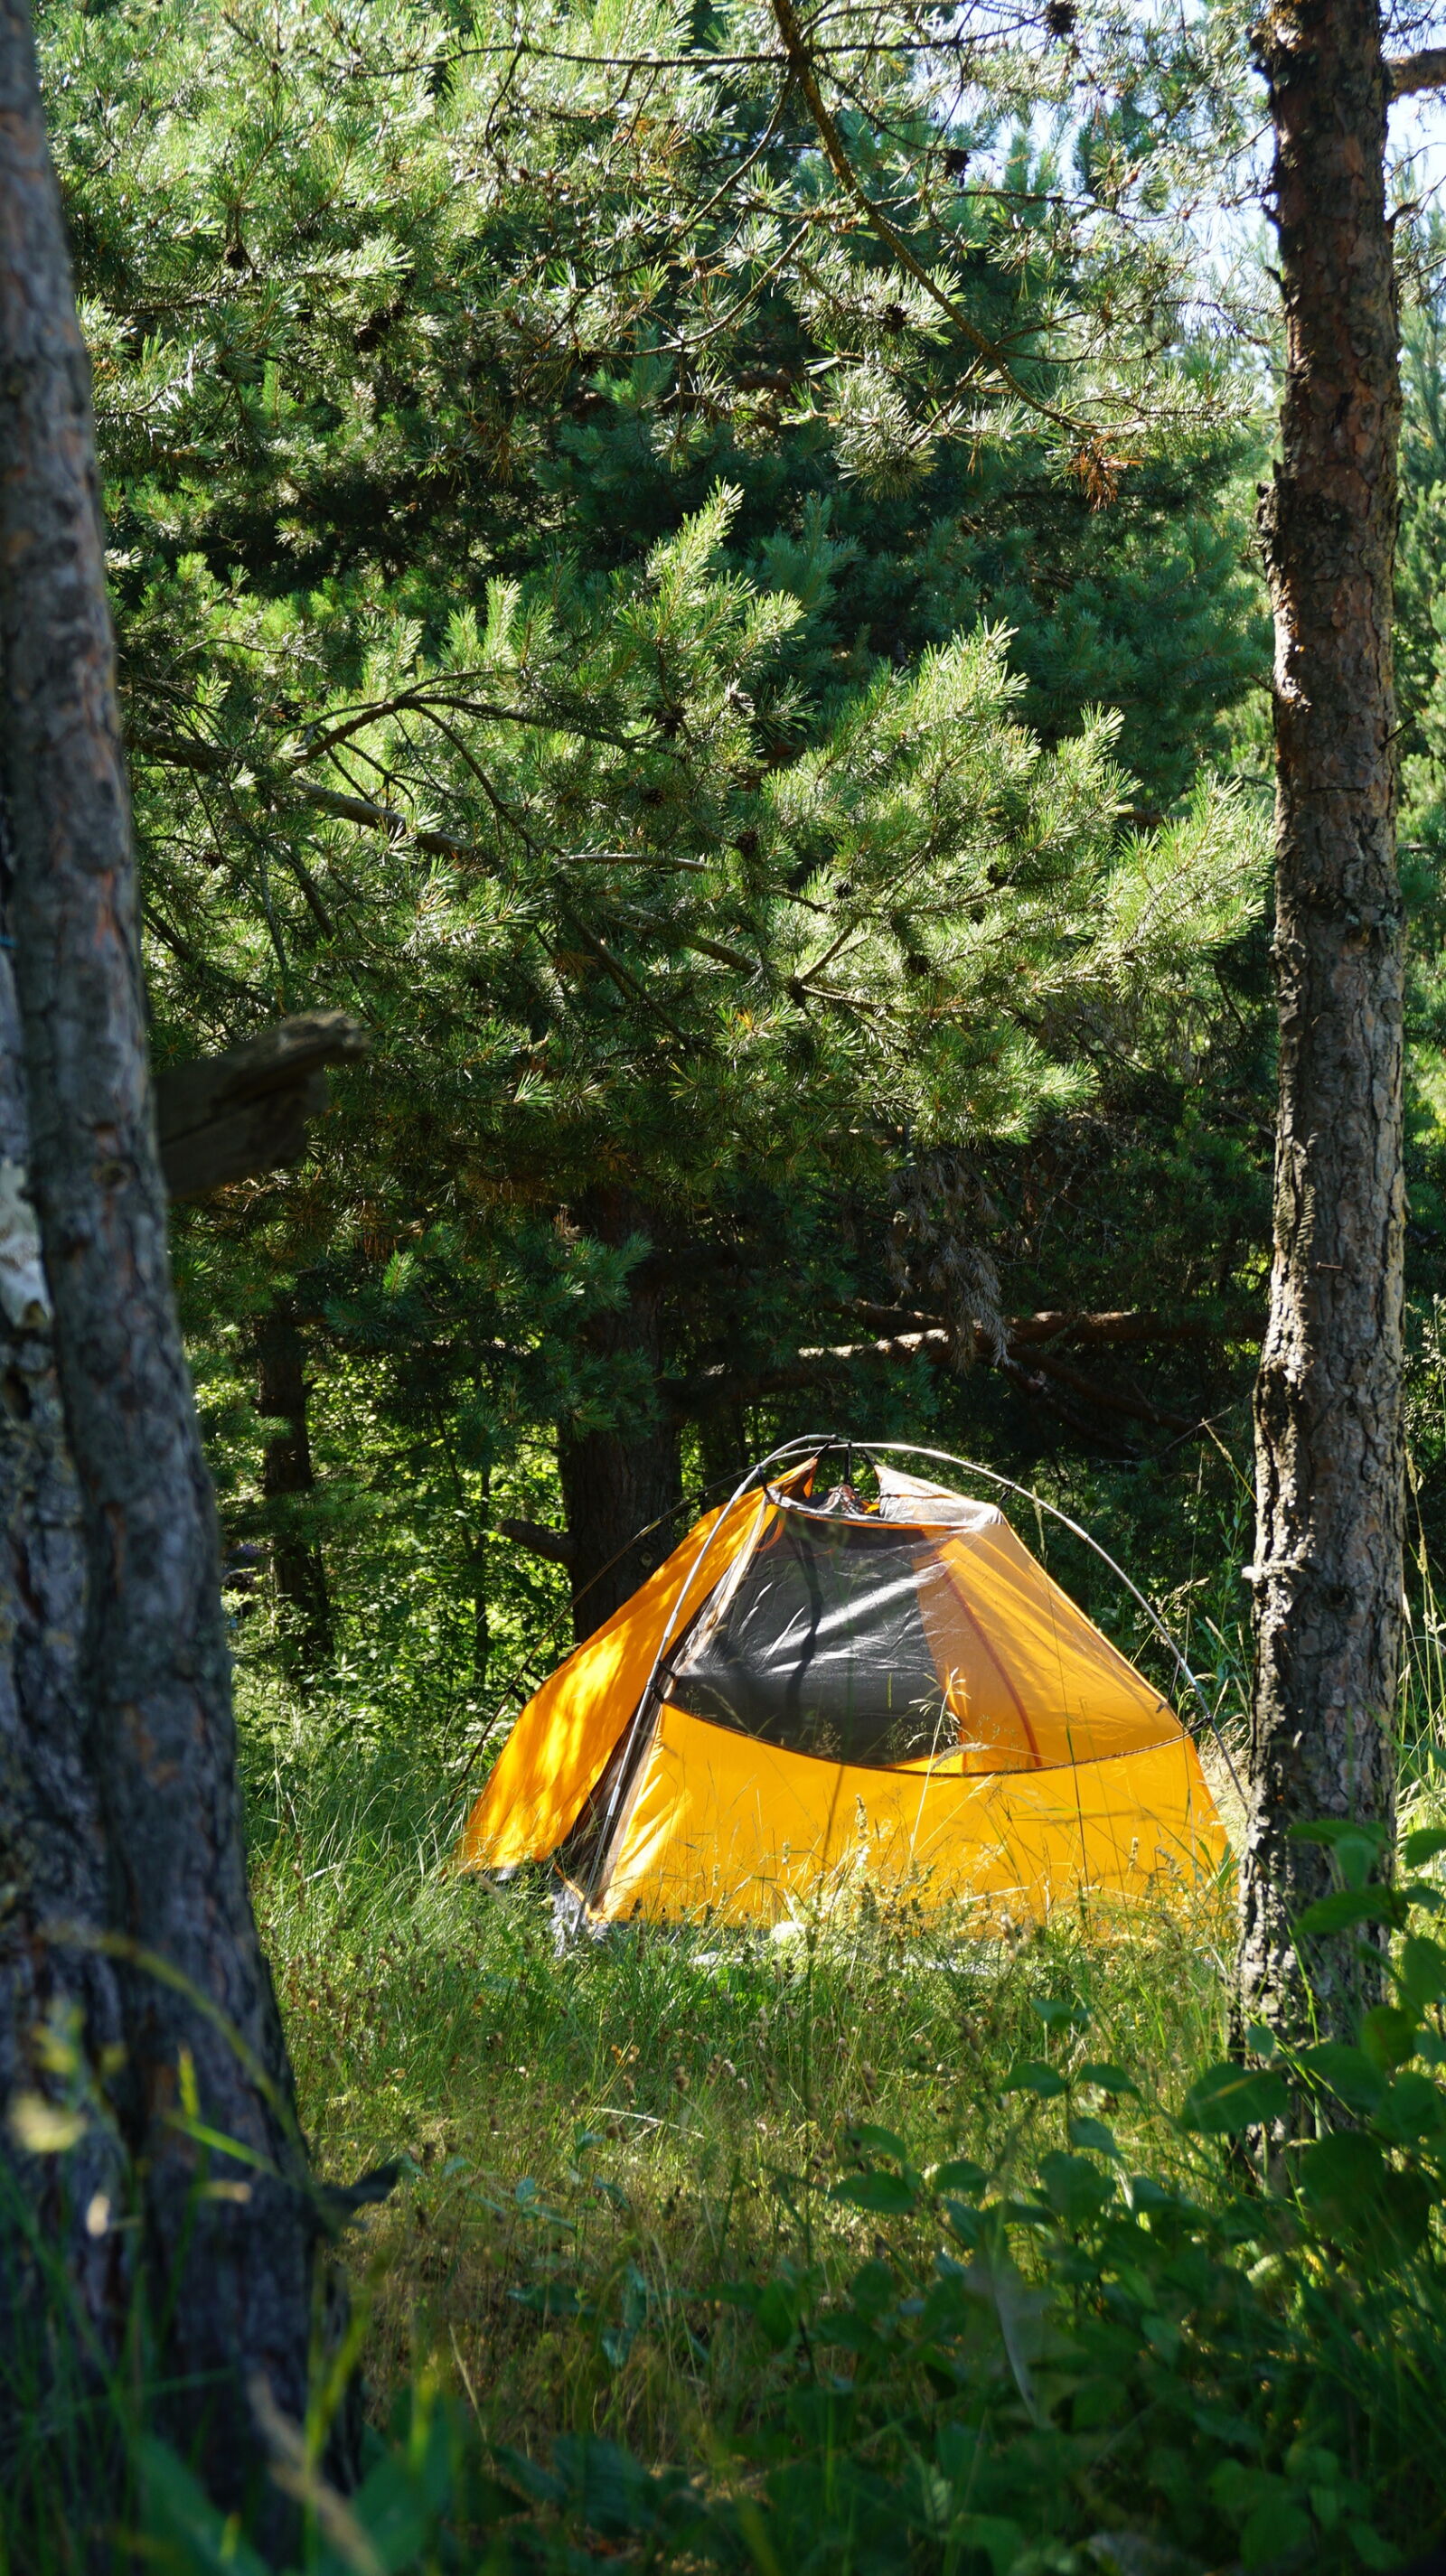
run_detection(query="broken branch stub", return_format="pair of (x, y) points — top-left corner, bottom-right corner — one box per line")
(154, 1009), (369, 1198)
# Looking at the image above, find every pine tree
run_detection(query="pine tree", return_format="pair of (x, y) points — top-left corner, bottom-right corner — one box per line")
(0, 0), (315, 2519)
(40, 0), (1274, 1645)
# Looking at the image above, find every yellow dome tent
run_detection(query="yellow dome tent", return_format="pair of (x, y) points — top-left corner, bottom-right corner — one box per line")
(456, 1449), (1225, 1926)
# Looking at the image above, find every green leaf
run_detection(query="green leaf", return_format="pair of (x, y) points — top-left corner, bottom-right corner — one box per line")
(1002, 2059), (1068, 2099)
(1241, 2498), (1311, 2567)
(136, 2440), (272, 2576)
(1297, 2128), (1387, 2217)
(1036, 2150), (1113, 2225)
(1296, 2042), (1387, 2116)
(754, 2274), (811, 2351)
(491, 2444), (566, 2508)
(549, 2434), (693, 2541)
(1295, 1887), (1404, 1935)
(1284, 2439), (1340, 2484)
(843, 2123), (910, 2162)
(1181, 2062), (1290, 2133)
(1403, 1825), (1446, 1869)
(513, 2175), (574, 2228)
(1298, 2130), (1434, 2259)
(954, 2516), (1026, 2575)
(1142, 2310), (1183, 2364)
(1033, 1996), (1089, 2031)
(829, 2169), (921, 2215)
(929, 2156), (988, 2197)
(1348, 2520), (1403, 2569)
(1289, 1817), (1390, 1886)
(1359, 2002), (1419, 2071)
(345, 2419), (452, 2576)
(1396, 1933), (1446, 2013)
(1067, 2114), (1122, 2160)
(1077, 2060), (1141, 2097)
(1376, 2067), (1446, 2140)
(1211, 2461), (1313, 2565)
(509, 2281), (590, 2318)
(845, 2258), (897, 2317)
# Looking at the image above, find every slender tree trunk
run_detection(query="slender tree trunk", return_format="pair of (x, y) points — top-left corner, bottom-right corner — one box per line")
(1238, 0), (1404, 2046)
(557, 1194), (681, 1641)
(471, 1462), (491, 1691)
(0, 0), (314, 2519)
(696, 1400), (754, 1507)
(256, 1307), (333, 1676)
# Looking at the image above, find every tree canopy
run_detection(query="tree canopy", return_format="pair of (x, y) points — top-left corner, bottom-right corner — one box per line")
(38, 0), (1276, 1682)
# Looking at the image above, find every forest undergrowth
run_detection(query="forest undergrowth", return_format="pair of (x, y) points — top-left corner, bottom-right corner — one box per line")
(249, 1735), (1236, 2466)
(202, 1673), (1446, 2576)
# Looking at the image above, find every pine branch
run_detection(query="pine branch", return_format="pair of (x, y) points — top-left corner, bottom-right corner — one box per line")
(136, 733), (718, 903)
(671, 1297), (1257, 1438)
(850, 1299), (1260, 1352)
(1386, 48), (1446, 96)
(766, 0), (1088, 444)
(134, 731), (484, 864)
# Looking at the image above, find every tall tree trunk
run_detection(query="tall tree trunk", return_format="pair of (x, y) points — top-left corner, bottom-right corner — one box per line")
(558, 1194), (681, 1641)
(1238, 0), (1404, 2046)
(0, 0), (314, 2519)
(0, 929), (132, 2514)
(256, 1306), (333, 1676)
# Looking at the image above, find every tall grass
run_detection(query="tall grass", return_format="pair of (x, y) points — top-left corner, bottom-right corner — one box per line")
(246, 1729), (1232, 2461)
(222, 1540), (1446, 2563)
(226, 1723), (1446, 2576)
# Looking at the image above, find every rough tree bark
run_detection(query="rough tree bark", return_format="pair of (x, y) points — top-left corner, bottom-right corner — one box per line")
(256, 1306), (333, 1677)
(156, 1009), (367, 1202)
(557, 1194), (682, 1641)
(1238, 0), (1404, 2046)
(0, 0), (314, 2519)
(0, 923), (131, 2503)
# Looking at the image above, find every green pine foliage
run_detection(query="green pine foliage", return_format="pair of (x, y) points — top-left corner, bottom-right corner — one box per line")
(39, 0), (1274, 1658)
(1385, 211), (1446, 1580)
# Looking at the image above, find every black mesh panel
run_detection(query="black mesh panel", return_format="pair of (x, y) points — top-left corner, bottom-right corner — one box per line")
(665, 1513), (953, 1766)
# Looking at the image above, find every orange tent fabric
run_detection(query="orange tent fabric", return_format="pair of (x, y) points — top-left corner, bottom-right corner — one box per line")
(455, 1481), (775, 1873)
(456, 1463), (1225, 1925)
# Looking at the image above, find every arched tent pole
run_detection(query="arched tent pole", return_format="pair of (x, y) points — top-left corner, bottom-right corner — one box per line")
(578, 1433), (836, 1905)
(458, 1438), (853, 1788)
(455, 1462), (792, 1787)
(849, 1438), (1244, 1803)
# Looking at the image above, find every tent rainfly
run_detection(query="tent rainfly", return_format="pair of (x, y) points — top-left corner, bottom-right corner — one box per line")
(457, 1456), (1226, 1925)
